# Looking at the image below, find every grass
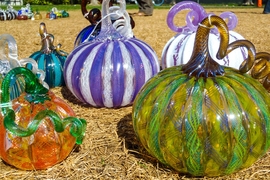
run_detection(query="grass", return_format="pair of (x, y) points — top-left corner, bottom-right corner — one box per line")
(0, 3), (261, 12)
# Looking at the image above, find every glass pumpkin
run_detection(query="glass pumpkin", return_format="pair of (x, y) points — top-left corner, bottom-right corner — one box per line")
(0, 8), (15, 21)
(28, 22), (68, 88)
(49, 12), (57, 19)
(33, 10), (42, 20)
(17, 3), (33, 20)
(132, 15), (270, 177)
(6, 5), (17, 20)
(46, 11), (50, 18)
(62, 10), (69, 18)
(25, 3), (33, 19)
(64, 0), (159, 108)
(74, 8), (102, 48)
(0, 33), (47, 100)
(0, 67), (86, 170)
(161, 1), (247, 70)
(17, 14), (28, 20)
(0, 5), (17, 21)
(0, 9), (7, 21)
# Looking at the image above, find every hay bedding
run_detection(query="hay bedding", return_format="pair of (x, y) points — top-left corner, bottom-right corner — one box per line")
(1, 7), (270, 179)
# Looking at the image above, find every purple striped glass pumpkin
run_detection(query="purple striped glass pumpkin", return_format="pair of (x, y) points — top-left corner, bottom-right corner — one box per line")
(64, 0), (159, 108)
(161, 1), (247, 70)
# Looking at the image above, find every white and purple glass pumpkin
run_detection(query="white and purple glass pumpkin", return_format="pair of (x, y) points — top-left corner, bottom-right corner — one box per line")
(161, 1), (247, 69)
(64, 0), (160, 108)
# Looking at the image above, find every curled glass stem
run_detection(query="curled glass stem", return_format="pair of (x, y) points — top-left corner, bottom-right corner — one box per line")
(94, 0), (123, 41)
(0, 34), (20, 68)
(88, 8), (102, 24)
(63, 116), (87, 144)
(167, 1), (207, 33)
(39, 23), (67, 56)
(55, 44), (69, 56)
(227, 40), (270, 91)
(1, 67), (48, 110)
(39, 22), (53, 54)
(247, 52), (270, 91)
(19, 57), (49, 88)
(4, 109), (86, 144)
(167, 1), (237, 33)
(182, 15), (228, 78)
(81, 0), (94, 22)
(227, 40), (256, 73)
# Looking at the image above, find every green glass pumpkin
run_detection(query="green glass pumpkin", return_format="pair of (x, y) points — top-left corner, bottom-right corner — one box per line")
(132, 15), (270, 177)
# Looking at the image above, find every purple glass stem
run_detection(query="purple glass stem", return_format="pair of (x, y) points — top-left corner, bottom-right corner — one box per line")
(167, 1), (238, 33)
(167, 1), (207, 33)
(219, 12), (238, 30)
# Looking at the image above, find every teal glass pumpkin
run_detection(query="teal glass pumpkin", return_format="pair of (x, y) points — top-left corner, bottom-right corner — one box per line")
(132, 15), (270, 177)
(28, 22), (68, 88)
(62, 10), (69, 18)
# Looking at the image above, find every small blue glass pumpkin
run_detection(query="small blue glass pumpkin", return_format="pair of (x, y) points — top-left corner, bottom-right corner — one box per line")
(74, 8), (102, 48)
(28, 22), (68, 88)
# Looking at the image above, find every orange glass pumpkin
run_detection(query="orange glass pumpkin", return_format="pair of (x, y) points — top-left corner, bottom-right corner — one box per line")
(0, 67), (86, 170)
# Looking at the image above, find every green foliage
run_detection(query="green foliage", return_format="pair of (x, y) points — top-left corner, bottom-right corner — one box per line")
(9, 0), (81, 5)
(24, 0), (53, 5)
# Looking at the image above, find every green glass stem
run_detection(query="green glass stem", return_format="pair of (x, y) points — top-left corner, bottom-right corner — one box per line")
(4, 109), (86, 144)
(1, 67), (48, 109)
(63, 116), (87, 144)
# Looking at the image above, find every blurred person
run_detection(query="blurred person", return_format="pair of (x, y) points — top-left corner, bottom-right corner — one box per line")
(132, 0), (153, 16)
(263, 0), (270, 14)
(243, 0), (254, 5)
